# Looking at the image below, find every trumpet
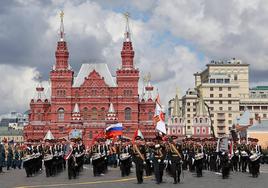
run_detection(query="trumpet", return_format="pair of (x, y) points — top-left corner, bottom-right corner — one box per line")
(133, 144), (145, 161)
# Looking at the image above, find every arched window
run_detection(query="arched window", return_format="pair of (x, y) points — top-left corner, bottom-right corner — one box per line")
(148, 110), (154, 121)
(175, 118), (178, 123)
(99, 107), (105, 120)
(200, 118), (203, 123)
(89, 131), (93, 139)
(125, 107), (132, 120)
(83, 107), (89, 120)
(92, 107), (98, 120)
(195, 118), (198, 123)
(58, 108), (64, 121)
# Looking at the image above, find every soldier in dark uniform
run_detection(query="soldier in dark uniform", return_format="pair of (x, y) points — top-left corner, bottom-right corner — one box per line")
(6, 144), (13, 170)
(0, 143), (5, 173)
(67, 149), (77, 179)
(232, 147), (239, 172)
(168, 138), (182, 184)
(194, 145), (204, 177)
(91, 142), (103, 176)
(240, 145), (249, 172)
(132, 136), (146, 184)
(119, 140), (131, 177)
(144, 141), (153, 176)
(44, 145), (53, 177)
(220, 151), (230, 179)
(153, 142), (165, 184)
(13, 146), (20, 169)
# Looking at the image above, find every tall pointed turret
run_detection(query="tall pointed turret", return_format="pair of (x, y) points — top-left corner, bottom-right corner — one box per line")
(72, 103), (81, 120)
(55, 11), (69, 70)
(106, 102), (117, 121)
(121, 12), (135, 70)
(196, 89), (207, 116)
(172, 93), (181, 117)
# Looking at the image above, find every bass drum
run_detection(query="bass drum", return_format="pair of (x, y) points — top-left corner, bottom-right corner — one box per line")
(250, 153), (261, 162)
(119, 153), (130, 161)
(44, 154), (53, 161)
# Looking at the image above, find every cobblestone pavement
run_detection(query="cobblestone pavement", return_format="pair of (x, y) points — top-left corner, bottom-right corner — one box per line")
(0, 165), (268, 188)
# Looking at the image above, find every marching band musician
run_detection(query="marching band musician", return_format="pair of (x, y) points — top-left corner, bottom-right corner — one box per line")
(6, 143), (13, 170)
(44, 144), (54, 177)
(91, 141), (104, 176)
(249, 140), (261, 178)
(67, 146), (77, 180)
(231, 144), (239, 172)
(132, 136), (146, 184)
(194, 144), (204, 177)
(168, 136), (182, 184)
(144, 141), (154, 176)
(240, 144), (249, 173)
(0, 142), (5, 173)
(119, 138), (131, 177)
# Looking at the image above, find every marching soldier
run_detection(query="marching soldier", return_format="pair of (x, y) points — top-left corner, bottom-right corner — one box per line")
(220, 151), (231, 179)
(194, 144), (204, 177)
(0, 143), (5, 173)
(132, 136), (146, 184)
(153, 141), (165, 184)
(6, 144), (13, 170)
(168, 138), (182, 184)
(119, 139), (131, 177)
(144, 141), (154, 176)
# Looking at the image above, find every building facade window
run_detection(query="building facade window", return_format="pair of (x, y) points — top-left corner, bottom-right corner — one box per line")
(91, 107), (98, 120)
(148, 111), (154, 120)
(83, 107), (89, 120)
(58, 108), (64, 121)
(99, 107), (106, 120)
(125, 107), (132, 120)
(89, 131), (93, 139)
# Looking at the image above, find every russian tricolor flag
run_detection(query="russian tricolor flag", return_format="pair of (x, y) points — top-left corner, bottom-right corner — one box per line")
(105, 123), (123, 138)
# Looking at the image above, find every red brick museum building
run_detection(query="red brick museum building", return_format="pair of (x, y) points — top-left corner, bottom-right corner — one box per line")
(24, 14), (156, 145)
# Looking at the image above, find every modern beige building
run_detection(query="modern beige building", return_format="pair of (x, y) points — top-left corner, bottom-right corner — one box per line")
(168, 58), (268, 138)
(193, 58), (247, 137)
(240, 86), (268, 121)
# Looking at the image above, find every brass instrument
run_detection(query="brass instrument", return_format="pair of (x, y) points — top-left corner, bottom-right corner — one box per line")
(133, 144), (145, 161)
(169, 143), (182, 159)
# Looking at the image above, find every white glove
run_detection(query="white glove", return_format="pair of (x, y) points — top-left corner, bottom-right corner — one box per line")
(169, 161), (172, 164)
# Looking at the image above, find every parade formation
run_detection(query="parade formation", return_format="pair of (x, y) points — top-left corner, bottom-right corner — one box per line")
(0, 133), (264, 185)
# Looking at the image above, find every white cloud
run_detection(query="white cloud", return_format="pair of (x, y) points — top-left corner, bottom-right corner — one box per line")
(0, 65), (48, 114)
